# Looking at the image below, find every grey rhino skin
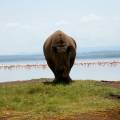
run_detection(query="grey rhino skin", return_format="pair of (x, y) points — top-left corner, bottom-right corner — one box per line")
(43, 30), (76, 83)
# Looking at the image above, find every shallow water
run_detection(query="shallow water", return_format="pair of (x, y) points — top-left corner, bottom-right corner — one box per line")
(0, 58), (120, 82)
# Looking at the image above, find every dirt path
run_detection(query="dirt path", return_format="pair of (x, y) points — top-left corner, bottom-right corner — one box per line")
(59, 108), (120, 120)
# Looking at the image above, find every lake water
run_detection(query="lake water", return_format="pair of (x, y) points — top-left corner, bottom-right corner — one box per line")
(0, 57), (120, 82)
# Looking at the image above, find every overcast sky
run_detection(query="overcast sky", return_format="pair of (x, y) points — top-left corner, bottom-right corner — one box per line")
(0, 0), (120, 54)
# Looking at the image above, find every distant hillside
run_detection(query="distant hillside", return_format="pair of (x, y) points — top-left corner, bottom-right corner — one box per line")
(0, 54), (44, 62)
(0, 50), (120, 62)
(77, 46), (120, 53)
(77, 50), (120, 59)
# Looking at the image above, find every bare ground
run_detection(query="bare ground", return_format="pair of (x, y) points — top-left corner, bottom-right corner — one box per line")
(101, 80), (120, 88)
(0, 108), (120, 120)
(59, 108), (120, 120)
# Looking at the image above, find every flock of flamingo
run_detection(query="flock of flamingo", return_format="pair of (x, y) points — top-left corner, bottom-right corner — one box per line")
(0, 60), (120, 70)
(74, 60), (120, 67)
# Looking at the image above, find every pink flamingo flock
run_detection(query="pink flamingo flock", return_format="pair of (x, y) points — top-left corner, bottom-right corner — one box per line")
(0, 64), (48, 70)
(0, 60), (120, 70)
(74, 61), (120, 67)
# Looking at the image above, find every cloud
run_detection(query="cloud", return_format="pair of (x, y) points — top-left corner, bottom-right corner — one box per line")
(112, 16), (120, 22)
(55, 20), (70, 26)
(80, 14), (103, 23)
(4, 22), (31, 30)
(5, 22), (20, 27)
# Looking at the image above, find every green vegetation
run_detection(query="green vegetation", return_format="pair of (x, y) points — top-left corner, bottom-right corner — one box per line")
(0, 80), (120, 120)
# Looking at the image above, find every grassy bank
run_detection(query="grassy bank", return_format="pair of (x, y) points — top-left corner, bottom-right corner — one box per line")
(0, 79), (120, 120)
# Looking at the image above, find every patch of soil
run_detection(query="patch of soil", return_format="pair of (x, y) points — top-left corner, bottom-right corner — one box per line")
(59, 108), (120, 120)
(101, 80), (120, 88)
(108, 93), (120, 100)
(1, 109), (120, 120)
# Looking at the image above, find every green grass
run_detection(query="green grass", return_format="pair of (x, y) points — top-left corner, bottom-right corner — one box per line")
(0, 80), (120, 120)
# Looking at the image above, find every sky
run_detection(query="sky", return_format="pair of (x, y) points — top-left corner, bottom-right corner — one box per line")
(0, 0), (120, 54)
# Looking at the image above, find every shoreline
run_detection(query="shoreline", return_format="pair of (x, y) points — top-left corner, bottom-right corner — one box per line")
(0, 78), (120, 87)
